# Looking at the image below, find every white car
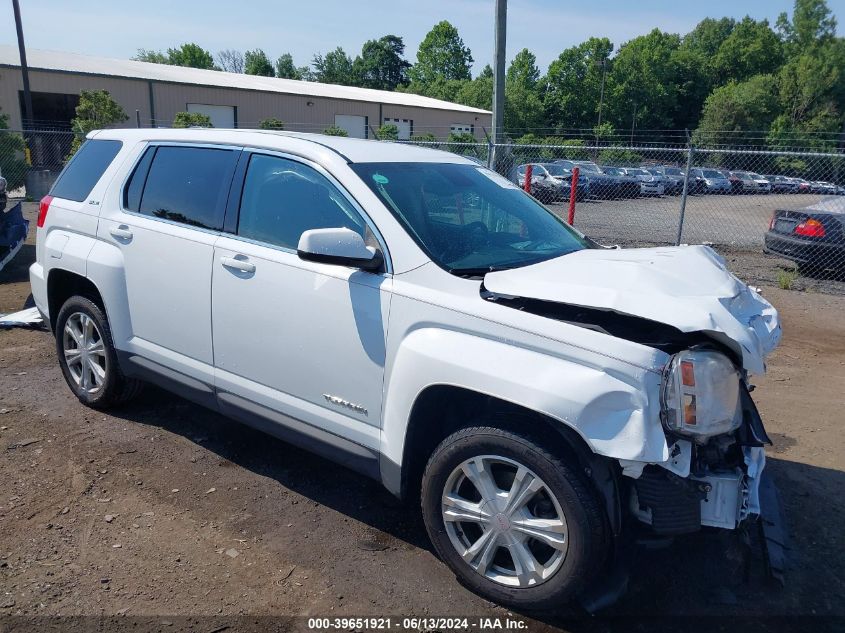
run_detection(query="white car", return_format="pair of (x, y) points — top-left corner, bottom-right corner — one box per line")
(619, 167), (665, 196)
(749, 173), (772, 193)
(30, 129), (781, 610)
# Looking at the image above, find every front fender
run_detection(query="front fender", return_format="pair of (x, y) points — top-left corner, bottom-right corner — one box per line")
(380, 327), (669, 493)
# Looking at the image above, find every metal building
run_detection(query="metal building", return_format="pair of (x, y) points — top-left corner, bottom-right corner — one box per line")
(0, 46), (491, 139)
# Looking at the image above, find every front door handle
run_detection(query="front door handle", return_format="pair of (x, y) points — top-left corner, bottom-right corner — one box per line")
(220, 255), (256, 274)
(109, 225), (133, 240)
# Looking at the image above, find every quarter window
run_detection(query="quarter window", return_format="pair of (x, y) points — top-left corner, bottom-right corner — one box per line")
(50, 139), (122, 202)
(237, 154), (367, 250)
(127, 145), (238, 230)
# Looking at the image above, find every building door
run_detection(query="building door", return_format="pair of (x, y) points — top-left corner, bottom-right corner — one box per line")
(383, 118), (412, 140)
(334, 114), (368, 139)
(187, 103), (236, 128)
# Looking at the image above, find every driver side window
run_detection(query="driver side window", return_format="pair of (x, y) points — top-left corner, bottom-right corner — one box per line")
(238, 154), (369, 250)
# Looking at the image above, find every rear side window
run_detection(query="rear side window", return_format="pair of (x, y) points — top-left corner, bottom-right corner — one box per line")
(50, 139), (122, 202)
(125, 145), (238, 231)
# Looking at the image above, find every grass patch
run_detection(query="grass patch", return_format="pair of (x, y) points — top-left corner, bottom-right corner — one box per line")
(777, 268), (800, 290)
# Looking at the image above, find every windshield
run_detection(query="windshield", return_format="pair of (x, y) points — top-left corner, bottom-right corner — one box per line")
(665, 168), (682, 175)
(542, 164), (569, 176)
(351, 162), (590, 275)
(626, 168), (649, 176)
(702, 169), (723, 178)
(574, 162), (601, 173)
(603, 167), (623, 175)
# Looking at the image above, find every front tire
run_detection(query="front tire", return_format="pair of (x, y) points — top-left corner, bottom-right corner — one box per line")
(421, 426), (609, 610)
(55, 295), (143, 409)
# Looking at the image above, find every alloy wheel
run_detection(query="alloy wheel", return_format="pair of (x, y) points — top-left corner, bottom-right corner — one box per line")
(62, 312), (107, 394)
(441, 455), (568, 588)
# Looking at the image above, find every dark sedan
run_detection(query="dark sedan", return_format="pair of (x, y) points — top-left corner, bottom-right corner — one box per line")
(765, 197), (845, 271)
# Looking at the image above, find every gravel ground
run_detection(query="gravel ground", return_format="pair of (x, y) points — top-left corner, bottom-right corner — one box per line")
(1, 202), (844, 632)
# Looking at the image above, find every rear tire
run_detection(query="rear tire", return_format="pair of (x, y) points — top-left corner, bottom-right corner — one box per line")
(55, 295), (143, 409)
(421, 425), (609, 610)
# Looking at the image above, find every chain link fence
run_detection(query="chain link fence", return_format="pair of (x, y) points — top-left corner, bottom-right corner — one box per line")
(403, 138), (845, 290)
(1, 126), (843, 290)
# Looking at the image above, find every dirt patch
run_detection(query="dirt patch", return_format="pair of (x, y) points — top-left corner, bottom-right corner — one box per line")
(1, 202), (844, 629)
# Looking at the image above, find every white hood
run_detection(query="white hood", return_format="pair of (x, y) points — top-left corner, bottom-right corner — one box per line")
(484, 245), (781, 374)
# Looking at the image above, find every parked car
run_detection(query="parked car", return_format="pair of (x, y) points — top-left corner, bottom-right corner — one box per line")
(748, 173), (772, 193)
(686, 168), (709, 195)
(729, 171), (761, 194)
(699, 168), (732, 194)
(0, 173), (7, 213)
(555, 159), (622, 199)
(601, 166), (640, 198)
(765, 197), (845, 272)
(656, 166), (686, 195)
(763, 175), (799, 194)
(642, 167), (673, 194)
(32, 129), (782, 610)
(516, 163), (587, 203)
(810, 181), (838, 195)
(617, 167), (664, 196)
(718, 169), (744, 194)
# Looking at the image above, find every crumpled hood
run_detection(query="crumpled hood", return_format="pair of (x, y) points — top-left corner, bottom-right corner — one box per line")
(484, 245), (781, 374)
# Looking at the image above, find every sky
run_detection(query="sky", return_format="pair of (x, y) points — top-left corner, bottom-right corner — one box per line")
(1, 0), (843, 75)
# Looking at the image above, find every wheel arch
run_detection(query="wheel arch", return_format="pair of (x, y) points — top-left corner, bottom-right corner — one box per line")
(392, 383), (623, 537)
(47, 268), (106, 333)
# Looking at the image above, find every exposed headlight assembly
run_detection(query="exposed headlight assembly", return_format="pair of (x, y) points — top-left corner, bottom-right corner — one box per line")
(661, 349), (741, 442)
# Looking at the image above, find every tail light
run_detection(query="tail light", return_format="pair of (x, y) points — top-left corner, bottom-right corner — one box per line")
(37, 195), (53, 228)
(794, 218), (825, 237)
(768, 213), (776, 231)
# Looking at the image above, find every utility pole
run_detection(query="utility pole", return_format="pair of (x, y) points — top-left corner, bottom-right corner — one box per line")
(12, 0), (34, 134)
(490, 0), (506, 171)
(596, 58), (607, 128)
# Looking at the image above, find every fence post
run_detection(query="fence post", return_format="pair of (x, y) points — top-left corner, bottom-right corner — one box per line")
(567, 167), (579, 225)
(135, 110), (141, 128)
(676, 137), (695, 246)
(523, 164), (533, 195)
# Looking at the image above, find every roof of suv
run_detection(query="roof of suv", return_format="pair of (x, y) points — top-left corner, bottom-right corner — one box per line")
(90, 128), (479, 165)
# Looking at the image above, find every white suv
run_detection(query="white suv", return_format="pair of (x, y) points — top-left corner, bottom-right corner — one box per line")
(30, 129), (781, 610)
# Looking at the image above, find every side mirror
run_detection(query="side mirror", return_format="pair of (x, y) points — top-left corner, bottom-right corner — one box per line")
(297, 227), (383, 272)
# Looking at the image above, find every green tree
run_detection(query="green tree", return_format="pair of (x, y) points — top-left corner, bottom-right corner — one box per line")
(712, 17), (783, 82)
(322, 125), (348, 136)
(135, 49), (169, 64)
(0, 110), (27, 190)
(777, 0), (837, 49)
(275, 53), (308, 80)
(681, 17), (736, 59)
(694, 74), (780, 146)
(353, 35), (411, 90)
(135, 43), (217, 69)
(68, 90), (128, 156)
(604, 30), (685, 132)
(456, 64), (493, 110)
(375, 123), (400, 140)
(173, 111), (213, 128)
(259, 118), (285, 130)
(543, 37), (614, 131)
(504, 49), (544, 134)
(408, 21), (473, 85)
(411, 132), (438, 142)
(244, 49), (274, 77)
(313, 47), (356, 85)
(446, 131), (480, 157)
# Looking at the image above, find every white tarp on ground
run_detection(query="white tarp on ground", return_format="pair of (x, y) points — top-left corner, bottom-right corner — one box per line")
(0, 307), (43, 329)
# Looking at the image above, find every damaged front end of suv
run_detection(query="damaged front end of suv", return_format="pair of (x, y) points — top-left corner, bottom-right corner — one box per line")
(481, 244), (783, 600)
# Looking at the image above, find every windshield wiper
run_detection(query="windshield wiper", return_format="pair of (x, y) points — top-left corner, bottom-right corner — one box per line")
(448, 264), (513, 278)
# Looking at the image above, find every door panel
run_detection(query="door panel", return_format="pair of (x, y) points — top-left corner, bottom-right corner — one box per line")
(212, 238), (391, 432)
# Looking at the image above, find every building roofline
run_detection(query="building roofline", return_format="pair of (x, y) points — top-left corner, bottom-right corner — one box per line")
(0, 45), (491, 116)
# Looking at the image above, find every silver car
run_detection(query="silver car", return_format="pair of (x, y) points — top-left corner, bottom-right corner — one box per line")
(700, 169), (732, 193)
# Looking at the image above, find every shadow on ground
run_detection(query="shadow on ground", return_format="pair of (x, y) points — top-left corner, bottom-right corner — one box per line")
(108, 386), (844, 628)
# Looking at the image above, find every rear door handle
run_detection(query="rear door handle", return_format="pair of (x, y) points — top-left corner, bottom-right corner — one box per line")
(220, 255), (256, 274)
(109, 225), (133, 240)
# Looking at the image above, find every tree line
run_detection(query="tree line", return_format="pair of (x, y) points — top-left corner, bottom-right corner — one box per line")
(127, 0), (841, 148)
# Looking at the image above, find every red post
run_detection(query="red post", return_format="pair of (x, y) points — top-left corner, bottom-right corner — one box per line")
(523, 164), (533, 194)
(567, 167), (579, 225)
